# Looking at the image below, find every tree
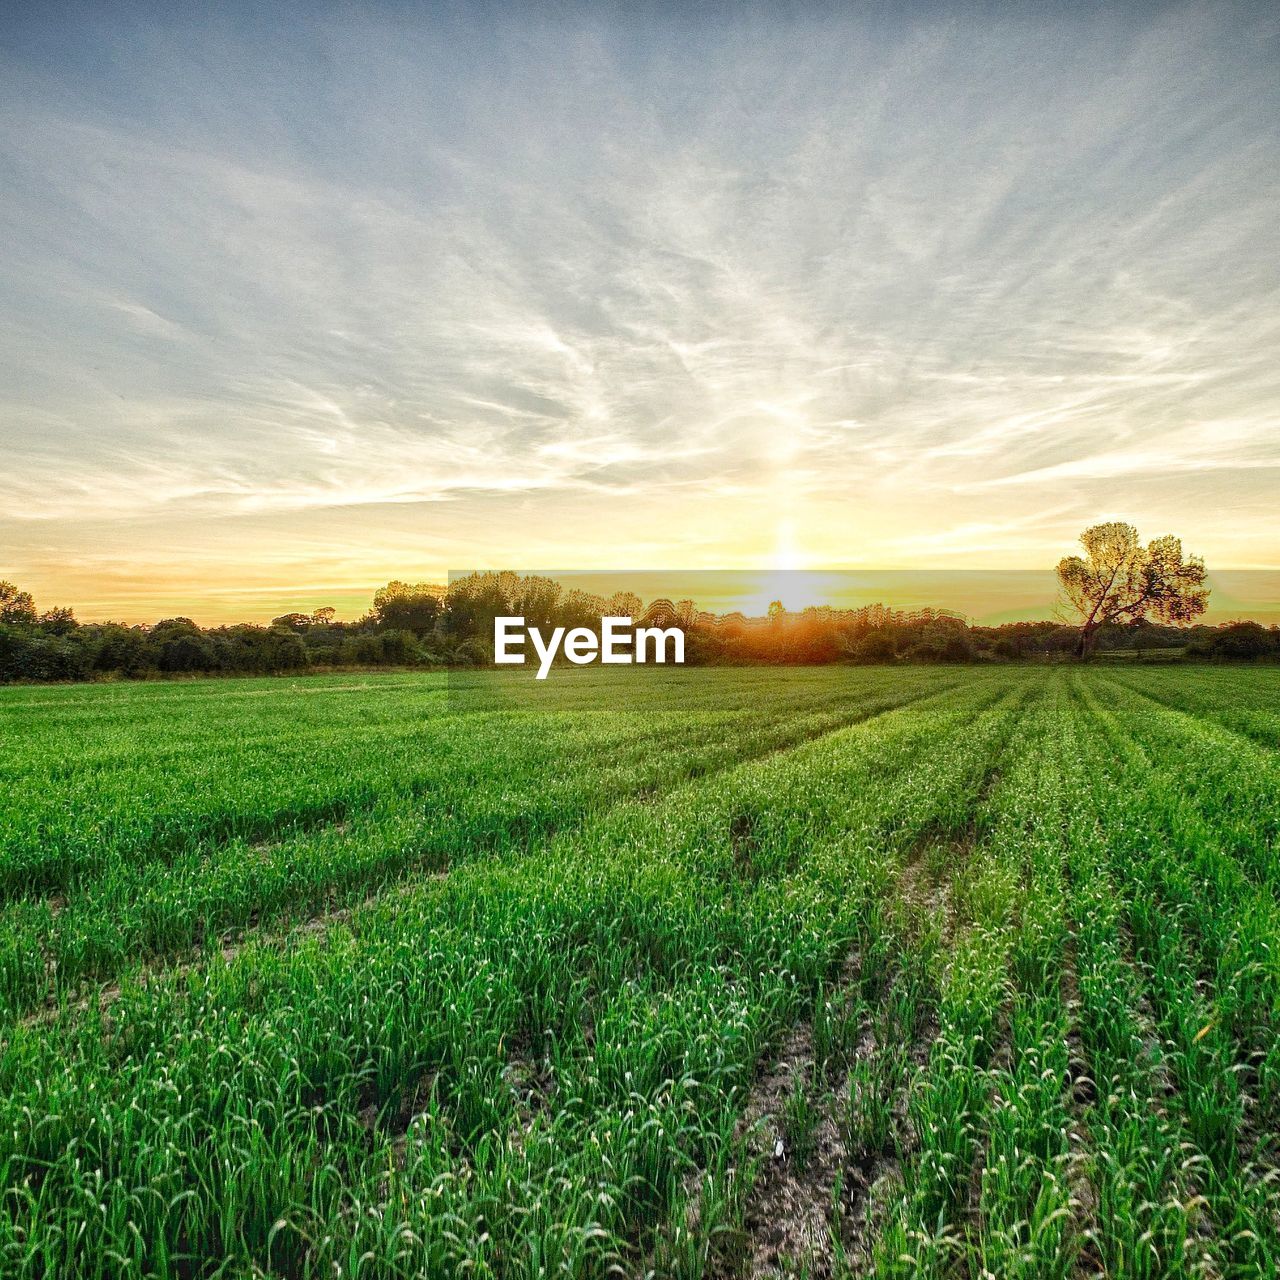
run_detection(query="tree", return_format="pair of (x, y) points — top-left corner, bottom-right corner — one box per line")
(371, 581), (443, 635)
(559, 588), (606, 631)
(847, 628), (898, 663)
(311, 606), (336, 626)
(605, 591), (643, 621)
(0, 581), (37, 625)
(1057, 522), (1208, 658)
(91, 623), (149, 675)
(149, 618), (216, 673)
(271, 613), (314, 633)
(379, 628), (420, 665)
(39, 606), (78, 635)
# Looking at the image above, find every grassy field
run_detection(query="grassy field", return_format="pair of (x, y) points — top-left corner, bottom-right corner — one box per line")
(1, 665), (1278, 1278)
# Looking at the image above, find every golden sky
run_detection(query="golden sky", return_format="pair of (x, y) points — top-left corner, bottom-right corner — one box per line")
(2, 5), (1278, 624)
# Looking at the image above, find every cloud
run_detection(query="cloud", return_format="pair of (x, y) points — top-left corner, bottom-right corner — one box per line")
(1, 2), (1278, 618)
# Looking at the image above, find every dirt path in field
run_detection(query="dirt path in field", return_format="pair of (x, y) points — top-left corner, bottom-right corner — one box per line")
(716, 735), (1022, 1278)
(1060, 932), (1105, 1279)
(728, 1019), (846, 1276)
(696, 804), (991, 1280)
(701, 958), (941, 1279)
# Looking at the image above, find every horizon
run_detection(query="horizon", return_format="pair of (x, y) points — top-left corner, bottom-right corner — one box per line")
(3, 3), (1279, 618)
(20, 566), (1280, 631)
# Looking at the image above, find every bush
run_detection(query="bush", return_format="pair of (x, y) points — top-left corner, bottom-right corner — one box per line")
(353, 634), (385, 665)
(89, 625), (152, 676)
(379, 629), (420, 665)
(848, 630), (898, 663)
(0, 625), (94, 682)
(1187, 622), (1279, 661)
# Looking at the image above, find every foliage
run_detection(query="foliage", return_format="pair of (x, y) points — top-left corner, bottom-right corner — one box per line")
(1057, 522), (1209, 657)
(0, 581), (37, 625)
(0, 561), (1266, 683)
(1186, 620), (1280, 661)
(371, 580), (443, 634)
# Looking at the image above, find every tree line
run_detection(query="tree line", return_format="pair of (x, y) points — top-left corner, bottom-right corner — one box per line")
(0, 522), (1264, 682)
(1, 571), (1274, 687)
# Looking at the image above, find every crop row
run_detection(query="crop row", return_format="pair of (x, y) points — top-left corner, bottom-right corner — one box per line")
(0, 676), (1022, 1276)
(0, 670), (967, 1023)
(0, 668), (954, 900)
(659, 669), (1280, 1277)
(3, 666), (1277, 1277)
(832, 671), (1280, 1278)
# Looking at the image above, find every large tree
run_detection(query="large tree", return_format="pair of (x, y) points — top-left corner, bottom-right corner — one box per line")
(1057, 522), (1208, 658)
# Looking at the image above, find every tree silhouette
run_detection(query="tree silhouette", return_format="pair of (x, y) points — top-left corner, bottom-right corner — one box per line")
(1057, 522), (1208, 658)
(0, 581), (37, 625)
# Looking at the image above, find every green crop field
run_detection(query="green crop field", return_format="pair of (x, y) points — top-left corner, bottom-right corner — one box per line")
(1, 665), (1279, 1279)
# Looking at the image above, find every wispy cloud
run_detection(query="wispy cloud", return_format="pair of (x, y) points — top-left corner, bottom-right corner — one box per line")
(1, 2), (1278, 619)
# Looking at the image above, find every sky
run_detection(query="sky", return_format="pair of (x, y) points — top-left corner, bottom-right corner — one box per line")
(1, 1), (1278, 624)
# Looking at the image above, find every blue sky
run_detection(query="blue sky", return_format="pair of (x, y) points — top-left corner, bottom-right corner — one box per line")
(2, 2), (1278, 621)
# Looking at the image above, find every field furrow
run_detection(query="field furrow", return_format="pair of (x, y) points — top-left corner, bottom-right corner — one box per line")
(1, 666), (1276, 1278)
(0, 673), (965, 1025)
